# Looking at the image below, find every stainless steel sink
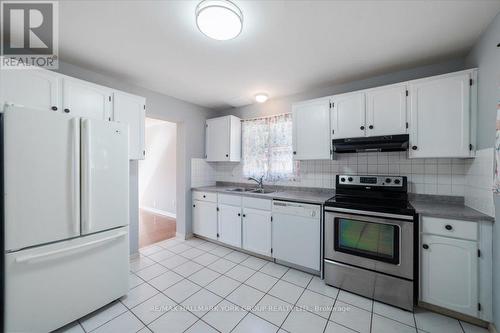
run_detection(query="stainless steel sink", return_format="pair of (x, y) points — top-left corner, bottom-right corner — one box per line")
(250, 189), (275, 194)
(225, 188), (275, 194)
(226, 188), (255, 192)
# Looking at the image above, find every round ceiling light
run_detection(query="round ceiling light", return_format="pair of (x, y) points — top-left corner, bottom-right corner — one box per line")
(196, 0), (243, 41)
(255, 93), (269, 103)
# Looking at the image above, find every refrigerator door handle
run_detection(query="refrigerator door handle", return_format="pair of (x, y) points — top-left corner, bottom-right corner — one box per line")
(15, 231), (128, 263)
(81, 118), (92, 234)
(72, 118), (80, 235)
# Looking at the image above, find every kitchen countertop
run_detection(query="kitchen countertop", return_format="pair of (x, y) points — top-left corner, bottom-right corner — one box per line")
(192, 184), (495, 222)
(192, 184), (335, 205)
(409, 194), (494, 223)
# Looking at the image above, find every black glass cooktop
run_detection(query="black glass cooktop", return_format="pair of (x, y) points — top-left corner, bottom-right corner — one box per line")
(324, 194), (416, 217)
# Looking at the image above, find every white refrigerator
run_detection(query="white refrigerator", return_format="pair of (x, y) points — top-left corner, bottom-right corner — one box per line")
(3, 106), (130, 333)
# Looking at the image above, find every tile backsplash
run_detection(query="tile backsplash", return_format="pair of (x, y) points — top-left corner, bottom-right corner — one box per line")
(465, 148), (494, 216)
(191, 150), (495, 216)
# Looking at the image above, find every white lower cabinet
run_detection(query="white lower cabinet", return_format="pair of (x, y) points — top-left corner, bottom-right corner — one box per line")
(218, 204), (242, 248)
(192, 199), (217, 240)
(242, 207), (272, 257)
(420, 218), (479, 317)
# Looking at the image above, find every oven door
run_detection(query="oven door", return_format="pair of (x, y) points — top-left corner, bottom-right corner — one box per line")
(324, 210), (413, 280)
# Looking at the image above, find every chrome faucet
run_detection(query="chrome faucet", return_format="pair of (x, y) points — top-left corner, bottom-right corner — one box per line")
(248, 176), (264, 190)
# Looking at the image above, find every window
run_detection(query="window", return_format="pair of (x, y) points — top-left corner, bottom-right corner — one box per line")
(242, 113), (297, 181)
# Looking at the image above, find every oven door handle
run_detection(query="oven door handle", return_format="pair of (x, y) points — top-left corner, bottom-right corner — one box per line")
(324, 207), (414, 221)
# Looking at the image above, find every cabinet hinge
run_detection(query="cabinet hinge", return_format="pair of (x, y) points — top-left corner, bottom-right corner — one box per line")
(217, 233), (220, 238)
(478, 249), (481, 257)
(217, 207), (219, 212)
(332, 129), (334, 135)
(478, 303), (482, 311)
(406, 90), (409, 97)
(108, 96), (111, 102)
(270, 248), (273, 254)
(270, 216), (273, 222)
(206, 124), (208, 128)
(143, 150), (145, 156)
(470, 78), (473, 86)
(406, 122), (408, 129)
(332, 102), (334, 108)
(469, 144), (473, 151)
(143, 105), (146, 110)
(205, 154), (207, 158)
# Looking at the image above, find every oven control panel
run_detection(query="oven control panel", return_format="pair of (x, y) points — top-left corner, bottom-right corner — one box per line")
(338, 175), (404, 187)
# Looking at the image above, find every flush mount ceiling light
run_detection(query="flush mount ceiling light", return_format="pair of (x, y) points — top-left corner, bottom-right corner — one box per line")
(255, 93), (269, 103)
(196, 0), (243, 41)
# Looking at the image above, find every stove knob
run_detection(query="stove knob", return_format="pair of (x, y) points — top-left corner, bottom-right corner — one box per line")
(340, 177), (346, 182)
(394, 179), (401, 185)
(348, 177), (353, 182)
(385, 178), (391, 184)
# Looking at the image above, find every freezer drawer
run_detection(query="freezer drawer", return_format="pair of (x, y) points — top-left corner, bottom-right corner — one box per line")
(5, 227), (129, 333)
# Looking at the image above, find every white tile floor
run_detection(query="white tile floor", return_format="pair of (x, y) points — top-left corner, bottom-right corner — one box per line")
(54, 237), (489, 333)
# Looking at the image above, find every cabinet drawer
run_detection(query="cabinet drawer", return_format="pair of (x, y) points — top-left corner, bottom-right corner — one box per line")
(421, 216), (478, 241)
(218, 194), (242, 206)
(192, 191), (217, 203)
(242, 197), (271, 211)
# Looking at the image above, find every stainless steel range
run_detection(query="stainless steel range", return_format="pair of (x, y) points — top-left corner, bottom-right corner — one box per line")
(323, 175), (417, 311)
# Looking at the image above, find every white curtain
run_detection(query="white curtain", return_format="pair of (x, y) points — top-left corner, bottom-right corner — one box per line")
(242, 113), (297, 181)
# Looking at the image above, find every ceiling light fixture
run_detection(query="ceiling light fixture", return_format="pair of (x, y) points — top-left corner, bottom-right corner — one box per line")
(255, 93), (269, 103)
(195, 0), (243, 41)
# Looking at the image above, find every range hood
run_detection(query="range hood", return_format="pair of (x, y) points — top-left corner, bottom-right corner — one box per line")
(332, 134), (409, 153)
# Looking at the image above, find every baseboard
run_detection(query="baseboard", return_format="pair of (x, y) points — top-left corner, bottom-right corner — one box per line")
(140, 206), (176, 219)
(176, 232), (191, 240)
(129, 253), (140, 260)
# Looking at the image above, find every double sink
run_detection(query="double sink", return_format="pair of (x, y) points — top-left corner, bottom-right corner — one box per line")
(226, 187), (275, 194)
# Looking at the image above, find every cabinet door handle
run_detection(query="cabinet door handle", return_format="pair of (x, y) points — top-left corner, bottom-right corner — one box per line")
(422, 244), (429, 249)
(64, 108), (70, 113)
(293, 151), (297, 155)
(203, 195), (206, 198)
(242, 214), (246, 217)
(51, 106), (58, 111)
(225, 154), (229, 158)
(369, 125), (374, 129)
(193, 204), (196, 208)
(360, 126), (365, 130)
(237, 213), (241, 216)
(445, 224), (453, 231)
(412, 145), (418, 150)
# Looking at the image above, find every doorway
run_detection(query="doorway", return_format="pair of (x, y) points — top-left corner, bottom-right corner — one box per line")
(138, 118), (177, 248)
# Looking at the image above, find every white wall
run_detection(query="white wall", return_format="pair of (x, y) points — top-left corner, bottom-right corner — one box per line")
(465, 12), (500, 329)
(215, 58), (466, 119)
(139, 119), (177, 216)
(54, 61), (218, 254)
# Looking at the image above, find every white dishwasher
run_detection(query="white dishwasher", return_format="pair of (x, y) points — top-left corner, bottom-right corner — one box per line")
(272, 200), (321, 272)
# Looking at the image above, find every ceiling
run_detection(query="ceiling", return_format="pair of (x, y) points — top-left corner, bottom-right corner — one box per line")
(58, 0), (500, 110)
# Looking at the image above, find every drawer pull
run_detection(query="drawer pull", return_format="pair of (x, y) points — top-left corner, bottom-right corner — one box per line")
(445, 224), (453, 231)
(203, 195), (206, 198)
(422, 244), (429, 250)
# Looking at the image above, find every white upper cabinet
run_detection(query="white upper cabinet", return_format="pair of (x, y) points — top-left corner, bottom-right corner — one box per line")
(62, 77), (113, 120)
(331, 91), (366, 139)
(0, 69), (61, 112)
(421, 234), (478, 317)
(292, 97), (331, 160)
(113, 91), (146, 160)
(365, 83), (407, 136)
(206, 115), (241, 162)
(409, 70), (474, 158)
(0, 67), (146, 160)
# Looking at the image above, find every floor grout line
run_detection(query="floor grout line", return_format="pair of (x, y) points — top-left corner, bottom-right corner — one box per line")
(79, 236), (481, 333)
